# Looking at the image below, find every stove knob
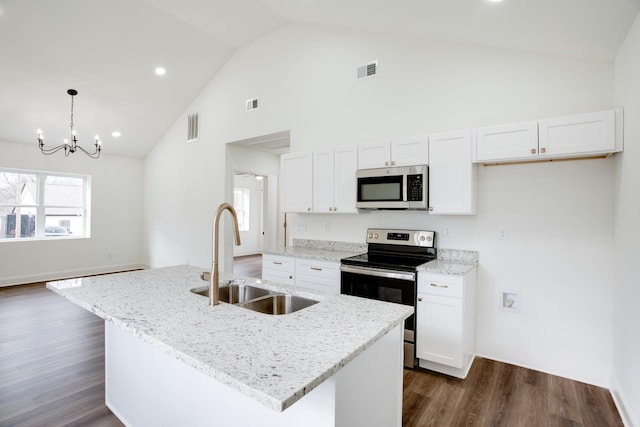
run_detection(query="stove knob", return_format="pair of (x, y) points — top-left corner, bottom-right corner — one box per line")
(373, 233), (379, 239)
(368, 233), (373, 239)
(419, 235), (425, 241)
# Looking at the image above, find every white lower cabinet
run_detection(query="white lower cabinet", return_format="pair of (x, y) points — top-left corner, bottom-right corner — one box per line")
(262, 254), (340, 293)
(261, 254), (295, 286)
(416, 268), (476, 378)
(295, 258), (341, 294)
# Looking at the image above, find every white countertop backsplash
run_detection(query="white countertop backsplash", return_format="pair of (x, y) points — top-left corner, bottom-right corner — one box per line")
(47, 265), (412, 412)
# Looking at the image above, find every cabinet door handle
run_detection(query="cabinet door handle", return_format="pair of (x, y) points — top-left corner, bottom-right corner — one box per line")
(272, 261), (282, 265)
(311, 267), (322, 271)
(385, 161), (389, 166)
(391, 161), (395, 166)
(289, 275), (293, 279)
(417, 297), (423, 302)
(307, 207), (311, 211)
(430, 283), (448, 288)
(540, 147), (546, 154)
(531, 148), (537, 155)
(428, 207), (434, 212)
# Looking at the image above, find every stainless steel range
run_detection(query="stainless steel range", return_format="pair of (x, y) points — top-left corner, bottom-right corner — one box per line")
(340, 228), (436, 368)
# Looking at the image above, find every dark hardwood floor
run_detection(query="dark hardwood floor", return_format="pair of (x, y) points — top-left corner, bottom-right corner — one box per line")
(1, 274), (623, 427)
(233, 253), (262, 278)
(0, 283), (124, 427)
(403, 359), (623, 427)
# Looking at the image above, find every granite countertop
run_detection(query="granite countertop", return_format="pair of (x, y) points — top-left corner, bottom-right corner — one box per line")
(265, 239), (479, 276)
(46, 265), (412, 412)
(418, 259), (477, 275)
(262, 246), (364, 263)
(262, 238), (367, 263)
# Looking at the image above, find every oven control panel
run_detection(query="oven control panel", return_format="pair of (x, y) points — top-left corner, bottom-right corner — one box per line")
(366, 228), (435, 247)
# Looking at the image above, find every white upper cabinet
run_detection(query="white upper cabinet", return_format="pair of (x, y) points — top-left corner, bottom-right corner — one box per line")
(332, 145), (359, 213)
(391, 136), (429, 167)
(475, 121), (539, 162)
(312, 145), (358, 214)
(358, 141), (390, 169)
(428, 130), (477, 215)
(358, 136), (428, 169)
(280, 151), (313, 213)
(538, 109), (621, 158)
(473, 109), (623, 163)
(312, 149), (334, 213)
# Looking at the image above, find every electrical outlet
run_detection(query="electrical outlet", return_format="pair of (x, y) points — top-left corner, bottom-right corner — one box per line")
(443, 226), (451, 238)
(297, 222), (306, 231)
(500, 290), (521, 312)
(324, 222), (330, 232)
(499, 226), (509, 240)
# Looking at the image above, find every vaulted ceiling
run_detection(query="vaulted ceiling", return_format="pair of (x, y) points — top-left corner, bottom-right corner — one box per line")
(1, 0), (638, 158)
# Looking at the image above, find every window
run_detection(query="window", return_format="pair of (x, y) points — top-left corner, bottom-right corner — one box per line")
(233, 188), (250, 232)
(0, 169), (90, 241)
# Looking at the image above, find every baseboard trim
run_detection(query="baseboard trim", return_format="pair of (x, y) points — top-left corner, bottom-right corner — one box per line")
(0, 263), (145, 287)
(611, 374), (639, 427)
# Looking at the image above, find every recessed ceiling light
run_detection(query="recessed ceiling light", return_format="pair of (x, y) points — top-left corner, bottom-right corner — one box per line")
(155, 67), (166, 76)
(112, 131), (121, 137)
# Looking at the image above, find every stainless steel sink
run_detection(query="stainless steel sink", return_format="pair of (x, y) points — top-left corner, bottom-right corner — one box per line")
(238, 294), (319, 315)
(190, 284), (271, 304)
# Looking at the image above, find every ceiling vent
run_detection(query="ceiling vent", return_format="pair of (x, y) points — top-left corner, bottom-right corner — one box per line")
(357, 61), (378, 80)
(187, 113), (199, 143)
(246, 98), (259, 112)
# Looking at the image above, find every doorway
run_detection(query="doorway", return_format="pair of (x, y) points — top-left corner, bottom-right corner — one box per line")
(233, 172), (265, 256)
(225, 130), (290, 273)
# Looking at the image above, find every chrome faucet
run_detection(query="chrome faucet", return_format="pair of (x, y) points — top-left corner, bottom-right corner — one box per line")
(210, 203), (241, 306)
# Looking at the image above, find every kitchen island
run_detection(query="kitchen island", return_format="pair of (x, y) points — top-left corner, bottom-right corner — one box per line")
(47, 265), (412, 427)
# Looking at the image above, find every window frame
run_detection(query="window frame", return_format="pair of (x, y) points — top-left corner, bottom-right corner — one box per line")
(0, 168), (91, 242)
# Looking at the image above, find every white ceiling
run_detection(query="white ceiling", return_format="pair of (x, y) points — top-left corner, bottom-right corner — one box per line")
(1, 0), (638, 159)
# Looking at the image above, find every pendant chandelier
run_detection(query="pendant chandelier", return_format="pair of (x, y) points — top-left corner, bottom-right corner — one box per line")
(37, 89), (102, 158)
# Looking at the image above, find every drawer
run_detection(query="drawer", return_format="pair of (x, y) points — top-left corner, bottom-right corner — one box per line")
(262, 268), (295, 286)
(294, 258), (340, 281)
(262, 254), (295, 273)
(418, 273), (463, 298)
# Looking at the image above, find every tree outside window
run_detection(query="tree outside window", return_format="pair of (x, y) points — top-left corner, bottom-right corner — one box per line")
(0, 169), (90, 240)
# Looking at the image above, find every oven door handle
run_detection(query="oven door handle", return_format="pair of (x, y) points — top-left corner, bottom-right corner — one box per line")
(340, 265), (415, 281)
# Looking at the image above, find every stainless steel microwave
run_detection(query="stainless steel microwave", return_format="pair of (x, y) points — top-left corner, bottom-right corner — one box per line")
(356, 165), (428, 210)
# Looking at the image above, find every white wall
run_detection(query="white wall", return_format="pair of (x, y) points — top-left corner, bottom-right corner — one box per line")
(0, 140), (144, 286)
(143, 24), (616, 386)
(613, 11), (640, 427)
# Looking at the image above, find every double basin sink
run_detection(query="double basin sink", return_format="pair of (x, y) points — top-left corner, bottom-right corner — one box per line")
(191, 283), (318, 315)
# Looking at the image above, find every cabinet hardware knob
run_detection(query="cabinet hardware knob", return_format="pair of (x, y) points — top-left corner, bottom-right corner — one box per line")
(430, 283), (448, 288)
(417, 297), (423, 302)
(385, 161), (389, 166)
(273, 261), (282, 265)
(531, 148), (537, 155)
(307, 207), (311, 211)
(334, 207), (337, 211)
(311, 267), (322, 271)
(541, 147), (546, 154)
(428, 207), (434, 212)
(289, 275), (293, 279)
